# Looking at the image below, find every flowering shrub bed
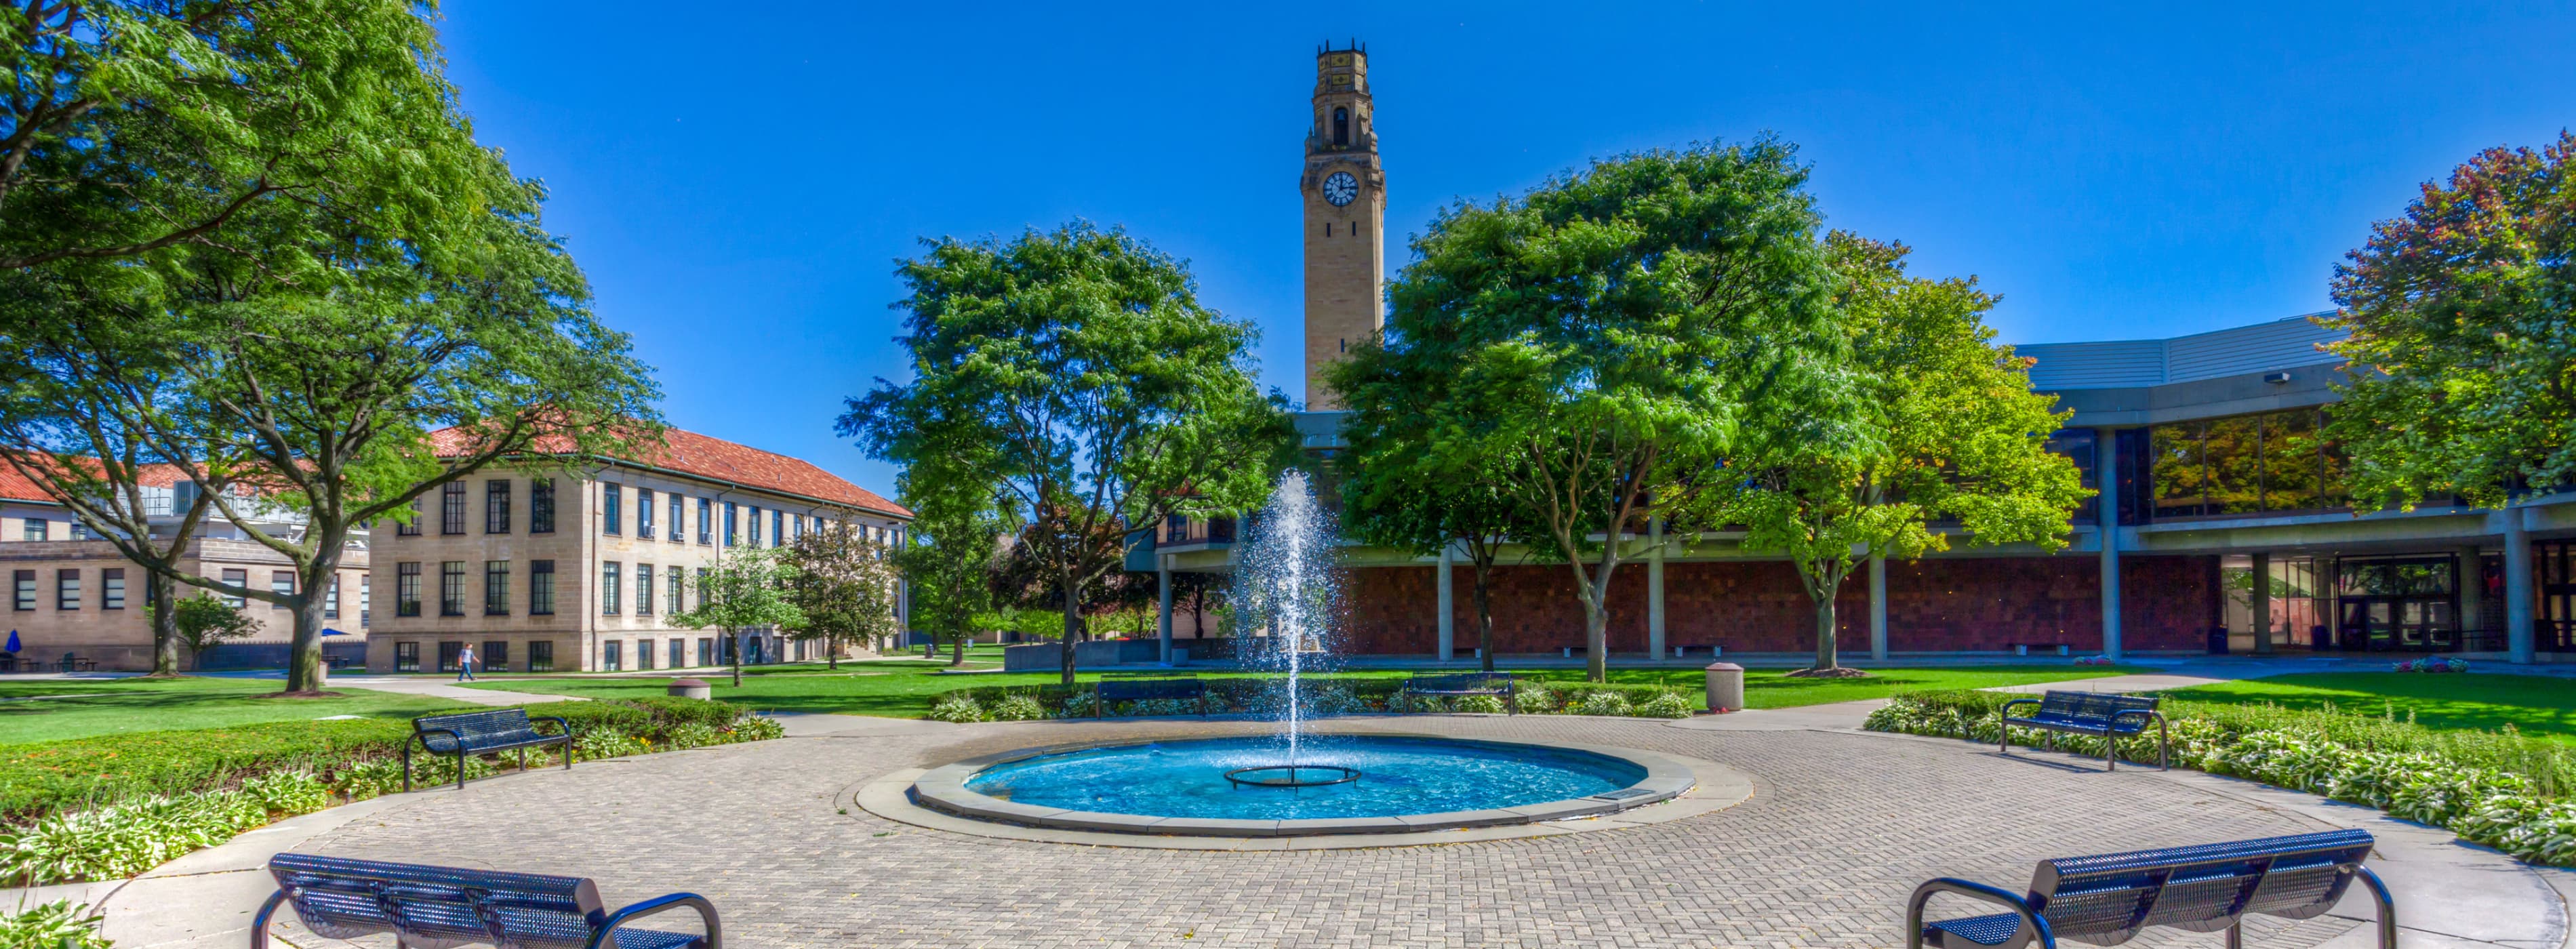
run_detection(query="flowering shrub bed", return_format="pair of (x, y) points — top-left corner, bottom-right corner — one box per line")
(0, 698), (782, 886)
(926, 679), (1698, 721)
(1864, 690), (2576, 866)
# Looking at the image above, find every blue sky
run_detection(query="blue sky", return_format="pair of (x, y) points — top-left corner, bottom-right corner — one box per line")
(437, 2), (2575, 500)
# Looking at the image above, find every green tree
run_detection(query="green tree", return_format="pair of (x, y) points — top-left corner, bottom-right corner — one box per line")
(1713, 233), (2088, 674)
(782, 525), (900, 670)
(1397, 142), (1847, 682)
(843, 223), (1293, 687)
(896, 479), (1007, 667)
(672, 546), (807, 688)
(159, 593), (259, 671)
(2322, 132), (2576, 512)
(1329, 334), (1539, 671)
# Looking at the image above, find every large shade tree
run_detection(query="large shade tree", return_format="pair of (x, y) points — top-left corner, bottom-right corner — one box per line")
(1712, 233), (2089, 674)
(1401, 142), (1847, 682)
(2322, 132), (2576, 512)
(845, 223), (1293, 687)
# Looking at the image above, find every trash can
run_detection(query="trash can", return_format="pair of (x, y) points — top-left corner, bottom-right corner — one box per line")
(2206, 628), (2230, 655)
(1704, 662), (1744, 714)
(667, 677), (711, 701)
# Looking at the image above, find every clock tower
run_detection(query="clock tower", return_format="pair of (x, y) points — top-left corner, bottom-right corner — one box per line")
(1301, 43), (1385, 411)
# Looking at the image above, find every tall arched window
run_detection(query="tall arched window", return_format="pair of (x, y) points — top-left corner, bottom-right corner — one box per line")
(1333, 107), (1349, 147)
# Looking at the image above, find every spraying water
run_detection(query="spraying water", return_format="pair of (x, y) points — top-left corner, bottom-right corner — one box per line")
(1233, 470), (1340, 767)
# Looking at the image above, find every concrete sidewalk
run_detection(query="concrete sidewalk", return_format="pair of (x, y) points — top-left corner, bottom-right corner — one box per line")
(327, 675), (586, 706)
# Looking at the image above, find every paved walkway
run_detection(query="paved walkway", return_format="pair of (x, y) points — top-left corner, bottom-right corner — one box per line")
(325, 675), (586, 706)
(90, 708), (2562, 949)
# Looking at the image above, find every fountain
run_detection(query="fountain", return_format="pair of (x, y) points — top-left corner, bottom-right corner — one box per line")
(902, 470), (1699, 836)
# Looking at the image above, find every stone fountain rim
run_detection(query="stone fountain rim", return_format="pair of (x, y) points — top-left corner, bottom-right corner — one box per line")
(902, 733), (1706, 839)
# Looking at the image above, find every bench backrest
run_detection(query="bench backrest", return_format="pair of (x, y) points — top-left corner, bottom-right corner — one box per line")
(2033, 691), (2159, 724)
(2027, 829), (2374, 944)
(1097, 679), (1204, 702)
(1407, 672), (1513, 692)
(414, 708), (542, 753)
(269, 852), (607, 949)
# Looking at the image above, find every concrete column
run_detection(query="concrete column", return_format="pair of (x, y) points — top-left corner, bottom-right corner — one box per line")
(1157, 557), (1174, 666)
(2095, 428), (2123, 660)
(2250, 550), (2274, 655)
(1868, 552), (1888, 662)
(2457, 544), (2487, 640)
(1435, 545), (1455, 662)
(2506, 508), (2535, 664)
(1648, 519), (1667, 660)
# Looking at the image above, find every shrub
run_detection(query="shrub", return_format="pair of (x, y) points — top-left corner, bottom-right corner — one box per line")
(1573, 691), (1634, 717)
(725, 716), (785, 742)
(1514, 685), (1558, 714)
(1453, 695), (1506, 715)
(1634, 691), (1694, 719)
(988, 693), (1049, 721)
(575, 729), (645, 761)
(663, 723), (724, 749)
(0, 900), (106, 949)
(241, 769), (330, 817)
(928, 695), (986, 723)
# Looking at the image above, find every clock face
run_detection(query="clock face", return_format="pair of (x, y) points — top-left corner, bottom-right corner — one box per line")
(1323, 171), (1359, 207)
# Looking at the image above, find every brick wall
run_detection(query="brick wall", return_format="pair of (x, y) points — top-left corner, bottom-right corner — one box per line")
(1338, 554), (2222, 655)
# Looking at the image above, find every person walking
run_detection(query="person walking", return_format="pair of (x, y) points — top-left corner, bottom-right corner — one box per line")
(456, 644), (477, 682)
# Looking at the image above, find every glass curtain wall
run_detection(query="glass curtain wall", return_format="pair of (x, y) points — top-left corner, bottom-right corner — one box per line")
(2220, 555), (2326, 652)
(2150, 407), (2345, 520)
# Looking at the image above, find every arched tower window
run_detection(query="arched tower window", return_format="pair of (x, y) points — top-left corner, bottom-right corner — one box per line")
(1333, 107), (1349, 147)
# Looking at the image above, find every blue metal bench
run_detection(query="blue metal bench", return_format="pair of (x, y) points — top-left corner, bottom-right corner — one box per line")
(1401, 672), (1516, 713)
(1093, 677), (1209, 718)
(1998, 690), (2167, 771)
(404, 708), (575, 791)
(254, 852), (719, 949)
(1907, 828), (2393, 949)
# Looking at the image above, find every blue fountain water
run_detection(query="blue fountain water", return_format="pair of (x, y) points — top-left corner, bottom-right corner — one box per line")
(963, 735), (1646, 820)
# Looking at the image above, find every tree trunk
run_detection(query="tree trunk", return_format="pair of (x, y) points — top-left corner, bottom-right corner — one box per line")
(1058, 577), (1083, 688)
(1472, 557), (1497, 673)
(281, 588), (327, 695)
(730, 628), (744, 687)
(148, 572), (181, 677)
(827, 634), (839, 670)
(1813, 596), (1840, 670)
(950, 626), (967, 666)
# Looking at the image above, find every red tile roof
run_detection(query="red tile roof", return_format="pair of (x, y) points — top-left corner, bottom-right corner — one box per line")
(429, 426), (910, 519)
(0, 463), (60, 506)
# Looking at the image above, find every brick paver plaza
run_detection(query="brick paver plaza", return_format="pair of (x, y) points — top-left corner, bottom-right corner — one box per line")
(268, 712), (2422, 948)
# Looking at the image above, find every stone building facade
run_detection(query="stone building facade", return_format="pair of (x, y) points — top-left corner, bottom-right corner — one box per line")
(1300, 43), (1386, 411)
(361, 427), (910, 674)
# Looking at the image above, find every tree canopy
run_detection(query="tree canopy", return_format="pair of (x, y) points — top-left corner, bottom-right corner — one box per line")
(672, 546), (806, 687)
(2322, 132), (2576, 512)
(784, 525), (902, 670)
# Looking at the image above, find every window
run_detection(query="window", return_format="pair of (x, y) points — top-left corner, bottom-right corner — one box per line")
(1332, 106), (1348, 146)
(724, 502), (738, 546)
(11, 571), (30, 611)
(397, 497), (422, 536)
(601, 639), (622, 671)
(220, 569), (247, 609)
(21, 519), (45, 541)
(324, 575), (340, 619)
(637, 564), (654, 615)
(749, 506), (763, 546)
(2149, 407), (2346, 520)
(698, 498), (713, 544)
(55, 570), (78, 610)
(360, 576), (371, 627)
(397, 563), (422, 616)
(69, 523), (91, 540)
(771, 510), (784, 548)
(603, 483), (622, 535)
(102, 569), (125, 610)
(484, 561), (510, 616)
(394, 641), (420, 672)
(530, 479), (556, 533)
(486, 479), (512, 533)
(529, 561), (556, 615)
(667, 569), (683, 615)
(440, 481), (467, 535)
(270, 571), (294, 609)
(668, 638), (685, 668)
(670, 493), (685, 544)
(528, 639), (555, 672)
(483, 640), (509, 672)
(698, 637), (714, 666)
(437, 641), (462, 673)
(637, 488), (656, 540)
(637, 638), (656, 670)
(439, 561), (466, 617)
(601, 561), (622, 615)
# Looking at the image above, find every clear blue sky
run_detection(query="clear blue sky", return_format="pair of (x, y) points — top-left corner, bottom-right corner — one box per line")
(437, 2), (2574, 501)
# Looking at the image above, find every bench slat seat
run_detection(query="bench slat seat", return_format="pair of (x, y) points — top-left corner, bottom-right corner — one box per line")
(254, 853), (719, 949)
(405, 708), (576, 791)
(1093, 678), (1209, 718)
(1998, 691), (2169, 771)
(1908, 829), (2393, 949)
(1401, 672), (1515, 714)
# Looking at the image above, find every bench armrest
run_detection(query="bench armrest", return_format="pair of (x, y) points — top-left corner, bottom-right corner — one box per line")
(410, 727), (463, 751)
(1997, 698), (2040, 719)
(590, 891), (722, 949)
(2107, 708), (2163, 727)
(530, 716), (576, 738)
(1906, 878), (2051, 949)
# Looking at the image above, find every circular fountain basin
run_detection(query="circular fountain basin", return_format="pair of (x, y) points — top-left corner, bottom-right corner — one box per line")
(910, 735), (1697, 836)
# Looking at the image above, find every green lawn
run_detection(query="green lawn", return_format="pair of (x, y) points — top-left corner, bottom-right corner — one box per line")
(2160, 672), (2576, 742)
(0, 677), (475, 745)
(464, 663), (2144, 717)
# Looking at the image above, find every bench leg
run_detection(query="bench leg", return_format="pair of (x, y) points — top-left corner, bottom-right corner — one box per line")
(2357, 866), (2398, 949)
(2104, 735), (2118, 773)
(520, 746), (527, 773)
(2226, 921), (2242, 949)
(455, 749), (468, 791)
(401, 744), (413, 793)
